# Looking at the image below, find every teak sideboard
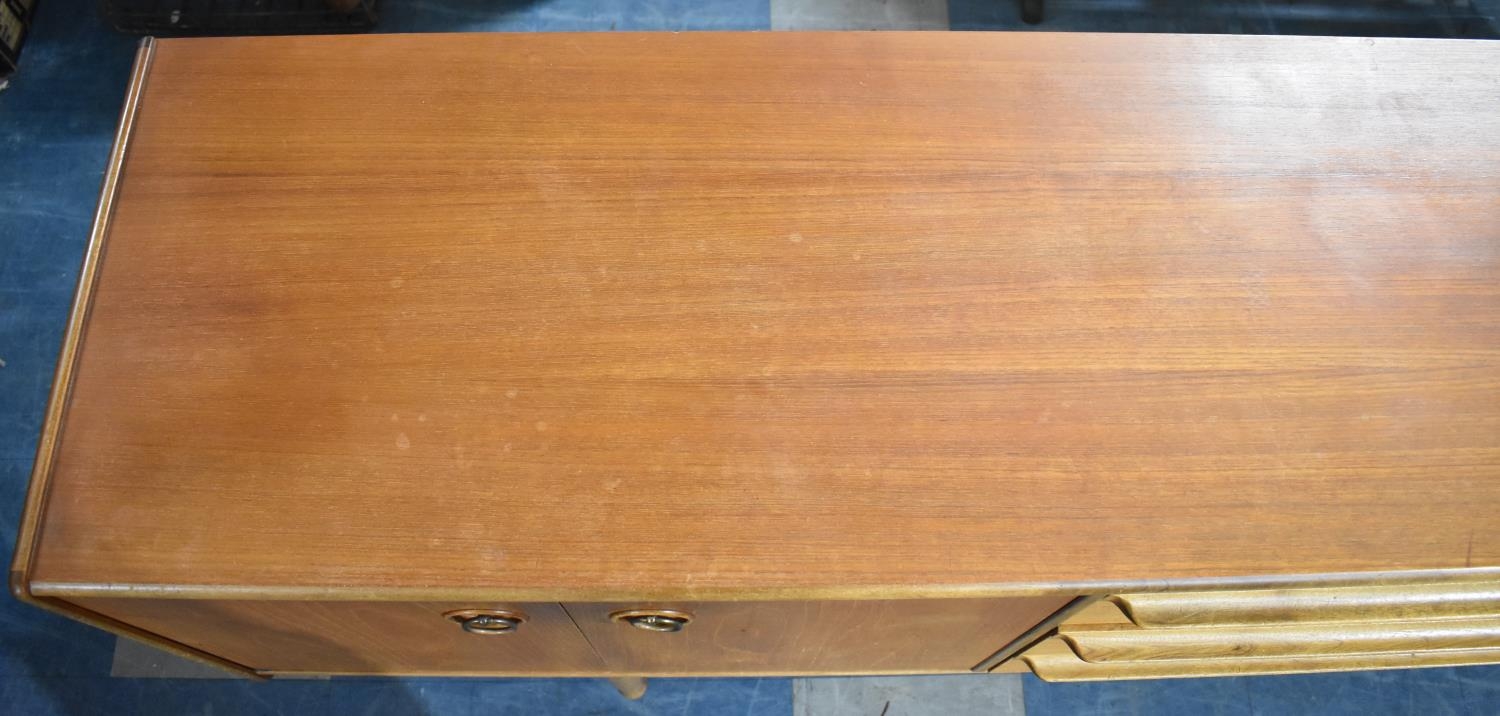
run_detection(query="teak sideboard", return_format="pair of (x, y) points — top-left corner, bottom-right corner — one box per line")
(11, 32), (1500, 696)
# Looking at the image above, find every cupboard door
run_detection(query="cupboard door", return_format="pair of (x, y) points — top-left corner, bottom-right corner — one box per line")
(72, 598), (607, 675)
(568, 597), (1072, 675)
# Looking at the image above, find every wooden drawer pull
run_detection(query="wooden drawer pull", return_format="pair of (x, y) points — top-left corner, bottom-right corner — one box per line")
(610, 609), (693, 633)
(443, 609), (527, 635)
(1021, 637), (1500, 682)
(1111, 581), (1500, 628)
(1059, 618), (1500, 662)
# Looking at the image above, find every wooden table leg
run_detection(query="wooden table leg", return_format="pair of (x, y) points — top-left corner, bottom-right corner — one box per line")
(608, 676), (647, 700)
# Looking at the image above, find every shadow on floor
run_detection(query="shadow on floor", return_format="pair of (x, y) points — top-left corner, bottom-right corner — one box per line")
(950, 0), (1499, 37)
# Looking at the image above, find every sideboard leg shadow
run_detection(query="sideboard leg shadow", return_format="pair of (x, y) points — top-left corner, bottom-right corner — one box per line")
(608, 676), (647, 700)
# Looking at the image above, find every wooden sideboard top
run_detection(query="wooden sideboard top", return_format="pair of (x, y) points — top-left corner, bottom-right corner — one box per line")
(16, 32), (1500, 601)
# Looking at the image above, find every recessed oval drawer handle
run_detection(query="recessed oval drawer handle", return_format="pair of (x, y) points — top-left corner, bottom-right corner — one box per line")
(444, 609), (527, 635)
(611, 609), (693, 633)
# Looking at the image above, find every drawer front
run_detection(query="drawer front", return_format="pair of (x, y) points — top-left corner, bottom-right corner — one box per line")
(1019, 579), (1500, 682)
(1109, 581), (1500, 627)
(1061, 618), (1500, 662)
(1022, 638), (1500, 681)
(568, 596), (1072, 675)
(71, 598), (606, 675)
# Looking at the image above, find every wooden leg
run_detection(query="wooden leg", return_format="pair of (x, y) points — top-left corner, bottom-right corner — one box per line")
(1020, 0), (1043, 24)
(608, 676), (647, 700)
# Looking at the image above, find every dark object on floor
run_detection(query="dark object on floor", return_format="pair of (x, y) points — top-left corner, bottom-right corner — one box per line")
(1020, 0), (1042, 24)
(1001, 0), (1500, 35)
(0, 0), (36, 77)
(101, 0), (377, 36)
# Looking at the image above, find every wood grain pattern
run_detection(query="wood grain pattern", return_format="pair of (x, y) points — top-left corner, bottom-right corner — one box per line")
(1022, 581), (1500, 679)
(23, 32), (1500, 599)
(10, 38), (154, 591)
(73, 598), (607, 674)
(1, 38), (260, 679)
(1021, 637), (1500, 682)
(1065, 600), (1135, 627)
(1059, 618), (1500, 662)
(1110, 581), (1500, 627)
(567, 597), (1069, 674)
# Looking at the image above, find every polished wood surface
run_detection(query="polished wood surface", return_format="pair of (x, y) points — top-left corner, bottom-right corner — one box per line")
(10, 39), (153, 591)
(569, 597), (1069, 674)
(1060, 618), (1500, 662)
(1025, 581), (1500, 679)
(3, 38), (260, 678)
(1066, 600), (1134, 627)
(24, 32), (1500, 599)
(1110, 581), (1500, 627)
(77, 596), (1066, 675)
(1021, 637), (1500, 682)
(73, 599), (607, 674)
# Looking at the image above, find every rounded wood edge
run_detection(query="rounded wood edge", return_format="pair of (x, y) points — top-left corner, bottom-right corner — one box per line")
(13, 588), (259, 679)
(1111, 581), (1500, 629)
(442, 608), (529, 623)
(9, 36), (157, 588)
(1059, 617), (1500, 663)
(608, 608), (694, 623)
(0, 39), (256, 683)
(1104, 595), (1139, 626)
(1023, 637), (1500, 682)
(28, 566), (1500, 604)
(258, 668), (989, 678)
